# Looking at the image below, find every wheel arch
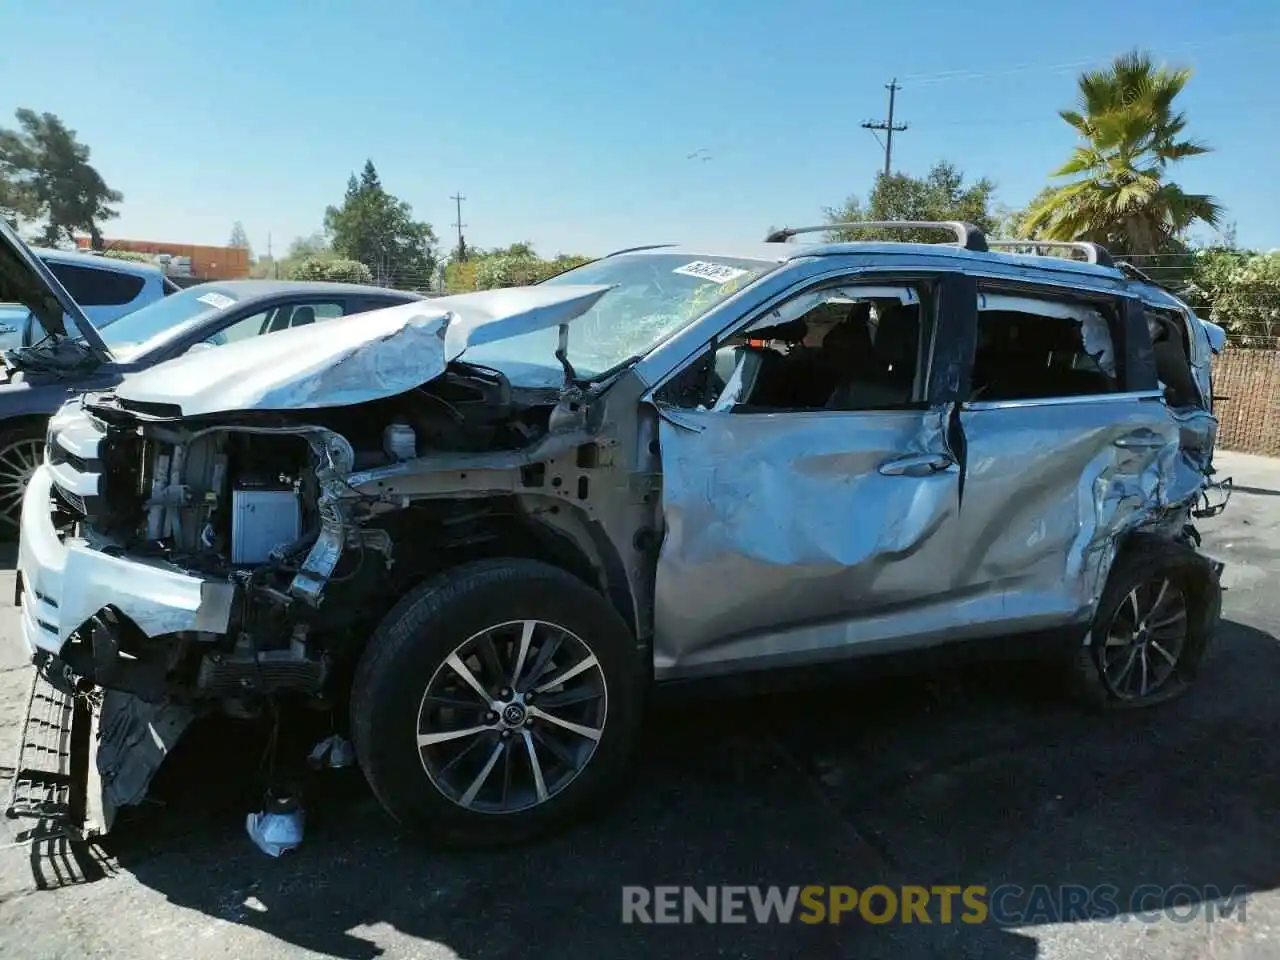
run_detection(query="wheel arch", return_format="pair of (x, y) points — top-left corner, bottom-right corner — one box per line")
(0, 413), (52, 440)
(1091, 527), (1220, 645)
(376, 495), (640, 642)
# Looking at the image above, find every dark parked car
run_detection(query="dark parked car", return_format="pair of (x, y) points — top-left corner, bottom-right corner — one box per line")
(0, 248), (425, 525)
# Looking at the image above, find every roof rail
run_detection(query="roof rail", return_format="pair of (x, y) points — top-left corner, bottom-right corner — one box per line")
(764, 221), (989, 252)
(986, 239), (1115, 268)
(1115, 260), (1180, 294)
(603, 243), (678, 257)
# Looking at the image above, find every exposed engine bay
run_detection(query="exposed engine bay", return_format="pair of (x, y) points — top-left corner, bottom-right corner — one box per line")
(45, 364), (576, 714)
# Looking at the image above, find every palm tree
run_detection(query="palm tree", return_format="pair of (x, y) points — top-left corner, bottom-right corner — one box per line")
(1024, 50), (1222, 257)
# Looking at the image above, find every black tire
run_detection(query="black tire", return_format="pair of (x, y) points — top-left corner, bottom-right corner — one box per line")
(0, 422), (46, 536)
(350, 558), (644, 847)
(1070, 539), (1220, 711)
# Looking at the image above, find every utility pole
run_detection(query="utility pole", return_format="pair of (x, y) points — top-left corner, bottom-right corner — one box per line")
(451, 192), (467, 261)
(861, 79), (908, 177)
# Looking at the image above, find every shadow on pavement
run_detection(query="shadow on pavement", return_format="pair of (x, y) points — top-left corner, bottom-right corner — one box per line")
(39, 618), (1280, 958)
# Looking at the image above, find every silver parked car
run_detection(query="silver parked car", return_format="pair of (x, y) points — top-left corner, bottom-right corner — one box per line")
(12, 221), (1230, 846)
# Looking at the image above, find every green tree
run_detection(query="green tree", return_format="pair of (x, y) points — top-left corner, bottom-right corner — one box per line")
(288, 232), (332, 259)
(323, 160), (438, 289)
(0, 109), (122, 248)
(474, 253), (551, 290)
(444, 258), (481, 293)
(228, 221), (252, 256)
(0, 171), (37, 227)
(474, 251), (593, 291)
(445, 245), (593, 293)
(249, 256), (276, 279)
(488, 241), (536, 258)
(825, 161), (998, 243)
(1023, 50), (1221, 257)
(1182, 247), (1280, 343)
(251, 232), (331, 278)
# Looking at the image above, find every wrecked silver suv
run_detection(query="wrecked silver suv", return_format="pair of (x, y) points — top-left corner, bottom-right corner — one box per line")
(11, 221), (1230, 846)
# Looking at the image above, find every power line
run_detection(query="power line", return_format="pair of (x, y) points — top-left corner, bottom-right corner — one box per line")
(896, 30), (1280, 87)
(861, 79), (908, 177)
(451, 192), (467, 260)
(908, 98), (1280, 130)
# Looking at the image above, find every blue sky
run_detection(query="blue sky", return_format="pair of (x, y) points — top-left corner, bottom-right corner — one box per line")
(3, 1), (1278, 257)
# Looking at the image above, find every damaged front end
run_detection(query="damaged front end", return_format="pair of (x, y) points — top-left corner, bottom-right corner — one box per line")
(12, 285), (649, 835)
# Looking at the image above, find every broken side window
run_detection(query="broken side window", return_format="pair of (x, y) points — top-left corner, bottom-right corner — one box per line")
(1145, 307), (1200, 408)
(969, 292), (1120, 402)
(661, 283), (929, 413)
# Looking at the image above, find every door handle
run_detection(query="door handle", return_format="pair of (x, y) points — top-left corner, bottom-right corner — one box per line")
(1113, 431), (1167, 450)
(878, 453), (955, 477)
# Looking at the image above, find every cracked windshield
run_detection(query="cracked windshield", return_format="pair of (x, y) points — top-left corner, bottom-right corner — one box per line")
(0, 2), (1277, 959)
(466, 253), (774, 380)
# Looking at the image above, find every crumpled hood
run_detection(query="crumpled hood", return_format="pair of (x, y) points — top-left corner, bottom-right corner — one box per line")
(114, 284), (613, 416)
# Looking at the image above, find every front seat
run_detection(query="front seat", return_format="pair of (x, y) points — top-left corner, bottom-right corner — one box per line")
(290, 306), (317, 327)
(785, 303), (875, 408)
(868, 302), (918, 403)
(820, 310), (901, 410)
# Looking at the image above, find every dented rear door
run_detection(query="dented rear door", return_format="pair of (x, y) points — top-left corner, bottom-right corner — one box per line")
(952, 286), (1178, 636)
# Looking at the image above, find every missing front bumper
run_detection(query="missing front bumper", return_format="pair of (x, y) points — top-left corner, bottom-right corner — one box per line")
(5, 658), (193, 839)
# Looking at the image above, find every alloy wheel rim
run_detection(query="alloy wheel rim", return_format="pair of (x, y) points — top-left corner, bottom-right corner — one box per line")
(0, 439), (43, 528)
(416, 619), (608, 814)
(1101, 576), (1189, 700)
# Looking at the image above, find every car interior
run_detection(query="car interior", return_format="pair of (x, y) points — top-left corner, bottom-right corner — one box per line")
(1148, 308), (1201, 407)
(705, 295), (924, 412)
(662, 283), (1207, 414)
(262, 304), (323, 334)
(968, 308), (1117, 401)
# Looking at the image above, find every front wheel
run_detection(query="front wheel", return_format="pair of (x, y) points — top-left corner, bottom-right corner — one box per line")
(351, 558), (644, 847)
(0, 424), (45, 534)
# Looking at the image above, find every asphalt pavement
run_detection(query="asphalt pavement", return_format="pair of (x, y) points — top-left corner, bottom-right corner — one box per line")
(1, 451), (1279, 959)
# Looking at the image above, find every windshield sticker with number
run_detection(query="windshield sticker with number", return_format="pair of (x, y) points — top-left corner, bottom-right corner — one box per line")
(672, 261), (751, 285)
(196, 292), (236, 310)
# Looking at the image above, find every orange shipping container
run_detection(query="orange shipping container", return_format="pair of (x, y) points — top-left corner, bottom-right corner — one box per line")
(75, 237), (251, 280)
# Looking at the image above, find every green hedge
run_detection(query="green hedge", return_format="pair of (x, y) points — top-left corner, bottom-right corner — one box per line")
(285, 257), (373, 284)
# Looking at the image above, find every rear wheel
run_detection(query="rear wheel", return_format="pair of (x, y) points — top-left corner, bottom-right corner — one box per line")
(0, 424), (44, 533)
(351, 558), (644, 847)
(1071, 542), (1219, 710)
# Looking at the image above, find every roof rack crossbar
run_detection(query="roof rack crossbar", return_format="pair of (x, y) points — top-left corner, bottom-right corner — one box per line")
(764, 221), (988, 252)
(986, 239), (1115, 268)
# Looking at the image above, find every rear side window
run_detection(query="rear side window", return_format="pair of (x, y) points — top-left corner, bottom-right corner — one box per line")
(1145, 308), (1199, 407)
(47, 262), (146, 306)
(970, 291), (1119, 401)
